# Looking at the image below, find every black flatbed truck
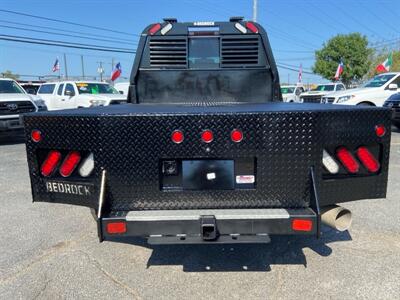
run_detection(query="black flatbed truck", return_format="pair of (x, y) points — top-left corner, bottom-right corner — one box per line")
(23, 18), (391, 244)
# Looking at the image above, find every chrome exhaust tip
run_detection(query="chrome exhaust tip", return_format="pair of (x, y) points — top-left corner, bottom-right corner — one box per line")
(321, 205), (352, 232)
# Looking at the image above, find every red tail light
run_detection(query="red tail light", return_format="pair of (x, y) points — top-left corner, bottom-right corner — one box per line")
(171, 130), (184, 144)
(31, 130), (42, 142)
(107, 222), (126, 234)
(41, 150), (61, 177)
(375, 124), (386, 137)
(356, 147), (380, 173)
(231, 129), (243, 143)
(245, 22), (259, 33)
(292, 219), (313, 231)
(201, 130), (213, 143)
(336, 147), (359, 173)
(60, 151), (81, 177)
(149, 23), (161, 35)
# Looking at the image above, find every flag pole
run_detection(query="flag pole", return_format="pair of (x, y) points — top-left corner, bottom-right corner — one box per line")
(58, 56), (61, 79)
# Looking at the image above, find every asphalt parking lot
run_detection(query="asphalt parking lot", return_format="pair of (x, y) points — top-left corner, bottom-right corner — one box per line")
(0, 131), (399, 299)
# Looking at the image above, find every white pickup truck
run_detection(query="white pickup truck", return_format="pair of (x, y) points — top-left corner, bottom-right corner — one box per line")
(300, 82), (346, 103)
(0, 78), (46, 137)
(322, 72), (400, 106)
(280, 85), (304, 102)
(37, 81), (127, 110)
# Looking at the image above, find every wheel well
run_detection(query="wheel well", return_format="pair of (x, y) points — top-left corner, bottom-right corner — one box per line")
(357, 101), (376, 106)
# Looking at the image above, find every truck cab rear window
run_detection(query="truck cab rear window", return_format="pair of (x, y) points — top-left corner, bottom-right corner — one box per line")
(188, 38), (220, 69)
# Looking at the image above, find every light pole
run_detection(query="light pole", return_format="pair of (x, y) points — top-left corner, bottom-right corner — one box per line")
(253, 0), (258, 22)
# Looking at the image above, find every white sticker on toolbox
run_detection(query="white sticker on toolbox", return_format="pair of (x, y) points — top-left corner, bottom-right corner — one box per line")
(207, 172), (216, 180)
(236, 175), (255, 184)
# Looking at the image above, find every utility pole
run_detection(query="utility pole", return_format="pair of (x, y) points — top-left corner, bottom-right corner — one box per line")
(253, 0), (258, 22)
(81, 55), (85, 79)
(97, 61), (104, 81)
(63, 53), (68, 79)
(287, 74), (290, 85)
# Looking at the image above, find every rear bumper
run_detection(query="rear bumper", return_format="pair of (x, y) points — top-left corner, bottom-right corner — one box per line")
(101, 208), (318, 244)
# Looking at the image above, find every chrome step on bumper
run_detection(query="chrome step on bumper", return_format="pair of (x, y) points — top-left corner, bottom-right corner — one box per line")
(126, 208), (291, 221)
(101, 208), (318, 244)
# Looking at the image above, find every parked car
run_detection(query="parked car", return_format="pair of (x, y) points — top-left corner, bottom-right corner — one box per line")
(0, 78), (46, 137)
(114, 82), (130, 96)
(280, 85), (304, 102)
(323, 72), (400, 106)
(383, 92), (400, 129)
(37, 81), (127, 110)
(300, 83), (345, 103)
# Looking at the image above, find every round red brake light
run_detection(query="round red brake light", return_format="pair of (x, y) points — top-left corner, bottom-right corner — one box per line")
(231, 129), (243, 143)
(171, 130), (184, 144)
(201, 130), (213, 143)
(375, 125), (386, 137)
(31, 130), (42, 142)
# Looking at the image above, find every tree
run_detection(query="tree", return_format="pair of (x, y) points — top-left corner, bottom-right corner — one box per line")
(313, 33), (373, 86)
(1, 70), (20, 80)
(367, 50), (400, 78)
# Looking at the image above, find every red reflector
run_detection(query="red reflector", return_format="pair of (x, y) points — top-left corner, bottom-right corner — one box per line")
(231, 129), (243, 143)
(60, 151), (81, 177)
(31, 130), (42, 142)
(245, 22), (259, 33)
(106, 222), (126, 234)
(292, 219), (313, 231)
(171, 130), (184, 144)
(41, 150), (61, 177)
(149, 23), (161, 35)
(336, 147), (359, 173)
(201, 130), (213, 143)
(356, 146), (380, 173)
(375, 124), (386, 137)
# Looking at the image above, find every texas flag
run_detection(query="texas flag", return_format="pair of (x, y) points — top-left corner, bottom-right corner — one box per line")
(52, 58), (60, 72)
(111, 62), (122, 81)
(376, 53), (392, 73)
(334, 61), (344, 80)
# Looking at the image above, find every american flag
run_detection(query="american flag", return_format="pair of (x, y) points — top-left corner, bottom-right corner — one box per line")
(52, 58), (60, 72)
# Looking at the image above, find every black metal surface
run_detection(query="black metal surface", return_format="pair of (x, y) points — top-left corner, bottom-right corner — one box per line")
(182, 160), (234, 190)
(310, 167), (321, 238)
(136, 69), (273, 104)
(24, 102), (391, 211)
(146, 235), (271, 244)
(128, 20), (282, 103)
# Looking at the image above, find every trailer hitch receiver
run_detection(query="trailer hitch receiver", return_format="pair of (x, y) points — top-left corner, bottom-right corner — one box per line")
(200, 215), (218, 240)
